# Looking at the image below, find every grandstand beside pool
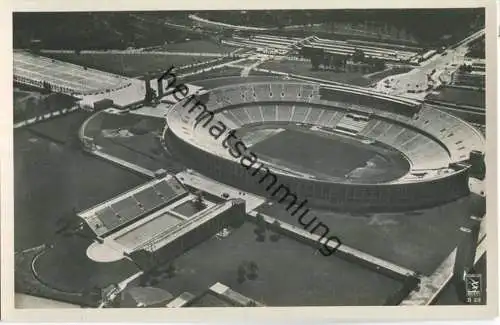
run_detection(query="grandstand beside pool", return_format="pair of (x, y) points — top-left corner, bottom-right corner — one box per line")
(79, 174), (246, 263)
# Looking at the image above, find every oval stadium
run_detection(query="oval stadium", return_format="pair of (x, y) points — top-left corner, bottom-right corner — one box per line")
(165, 81), (485, 211)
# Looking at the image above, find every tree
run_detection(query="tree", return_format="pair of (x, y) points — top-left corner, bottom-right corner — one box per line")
(270, 232), (280, 242)
(193, 190), (205, 210)
(352, 49), (365, 63)
(246, 300), (258, 307)
(254, 228), (265, 242)
(255, 213), (265, 225)
(269, 220), (281, 242)
(254, 214), (266, 242)
(310, 54), (322, 70)
(42, 81), (52, 94)
(247, 261), (259, 280)
(333, 58), (344, 71)
(237, 264), (246, 283)
(248, 261), (258, 273)
(373, 60), (386, 71)
(165, 263), (177, 278)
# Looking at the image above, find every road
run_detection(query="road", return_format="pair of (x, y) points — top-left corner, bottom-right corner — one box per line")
(374, 28), (485, 98)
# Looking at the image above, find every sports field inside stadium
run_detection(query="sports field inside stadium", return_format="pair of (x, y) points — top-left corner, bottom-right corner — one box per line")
(250, 127), (409, 182)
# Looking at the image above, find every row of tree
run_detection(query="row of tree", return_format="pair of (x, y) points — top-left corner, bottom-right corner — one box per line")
(13, 9), (484, 51)
(466, 36), (485, 59)
(299, 47), (386, 72)
(14, 12), (206, 50)
(198, 9), (484, 46)
(458, 63), (475, 73)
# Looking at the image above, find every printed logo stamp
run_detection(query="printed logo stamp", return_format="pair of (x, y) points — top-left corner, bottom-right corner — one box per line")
(464, 273), (482, 304)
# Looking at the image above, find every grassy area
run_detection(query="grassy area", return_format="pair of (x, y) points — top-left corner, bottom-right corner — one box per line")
(87, 112), (185, 173)
(15, 247), (101, 307)
(33, 235), (139, 293)
(259, 59), (406, 86)
(251, 128), (408, 182)
(158, 40), (239, 54)
(257, 192), (485, 275)
(14, 113), (148, 251)
(45, 53), (218, 77)
(249, 69), (285, 77)
(14, 90), (32, 102)
(364, 66), (413, 84)
(153, 222), (403, 306)
(13, 88), (79, 123)
(235, 59), (261, 67)
(427, 87), (485, 108)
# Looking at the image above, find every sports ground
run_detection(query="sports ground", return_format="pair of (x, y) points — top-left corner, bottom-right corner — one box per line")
(250, 128), (409, 182)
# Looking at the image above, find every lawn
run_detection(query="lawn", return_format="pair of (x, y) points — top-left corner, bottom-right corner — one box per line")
(259, 59), (412, 87)
(45, 53), (218, 77)
(427, 87), (485, 108)
(158, 40), (239, 54)
(153, 222), (404, 306)
(13, 89), (79, 123)
(364, 66), (413, 84)
(14, 113), (148, 251)
(13, 90), (31, 102)
(256, 192), (485, 275)
(85, 111), (186, 173)
(235, 59), (261, 67)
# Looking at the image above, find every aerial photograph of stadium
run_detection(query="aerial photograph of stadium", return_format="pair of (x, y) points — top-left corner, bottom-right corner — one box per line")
(12, 8), (488, 309)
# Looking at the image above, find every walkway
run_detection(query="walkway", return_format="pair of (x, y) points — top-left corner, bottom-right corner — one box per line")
(14, 106), (79, 129)
(373, 28), (485, 97)
(247, 210), (416, 280)
(41, 49), (226, 57)
(88, 149), (156, 178)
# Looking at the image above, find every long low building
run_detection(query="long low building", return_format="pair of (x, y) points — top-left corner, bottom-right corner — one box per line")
(13, 51), (204, 110)
(224, 34), (421, 62)
(13, 51), (132, 96)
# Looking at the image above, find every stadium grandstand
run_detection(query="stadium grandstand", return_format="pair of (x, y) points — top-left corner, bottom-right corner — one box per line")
(78, 175), (245, 264)
(13, 51), (205, 111)
(165, 81), (484, 211)
(299, 36), (420, 62)
(13, 51), (132, 96)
